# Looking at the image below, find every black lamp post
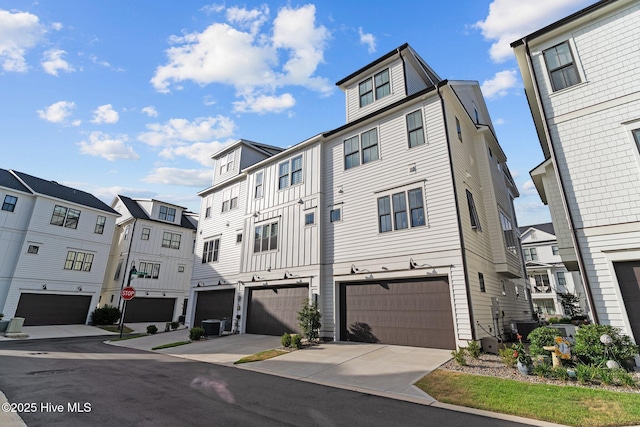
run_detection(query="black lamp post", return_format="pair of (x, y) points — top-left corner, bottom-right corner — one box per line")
(119, 262), (137, 338)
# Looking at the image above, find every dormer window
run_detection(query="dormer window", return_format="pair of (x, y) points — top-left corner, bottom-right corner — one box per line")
(159, 206), (176, 222)
(359, 68), (390, 107)
(219, 152), (234, 174)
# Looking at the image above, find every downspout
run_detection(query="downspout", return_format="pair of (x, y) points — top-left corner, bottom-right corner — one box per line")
(117, 218), (137, 310)
(438, 82), (476, 341)
(398, 47), (409, 96)
(522, 39), (598, 323)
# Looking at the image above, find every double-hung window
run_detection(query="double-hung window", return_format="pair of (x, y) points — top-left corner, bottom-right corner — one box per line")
(95, 216), (106, 234)
(159, 206), (176, 222)
(278, 156), (303, 189)
(138, 262), (160, 279)
(359, 68), (390, 107)
(202, 238), (220, 263)
(162, 232), (181, 249)
(344, 128), (379, 170)
(50, 205), (81, 229)
(254, 222), (278, 253)
(2, 195), (17, 212)
(377, 188), (425, 233)
(466, 190), (481, 230)
(64, 251), (94, 272)
(255, 172), (264, 198)
(543, 41), (580, 91)
(222, 186), (239, 212)
(557, 272), (566, 286)
(406, 110), (425, 148)
(499, 211), (517, 255)
(141, 227), (150, 240)
(219, 152), (234, 174)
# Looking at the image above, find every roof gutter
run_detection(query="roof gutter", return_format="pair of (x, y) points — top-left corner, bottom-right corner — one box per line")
(521, 38), (598, 323)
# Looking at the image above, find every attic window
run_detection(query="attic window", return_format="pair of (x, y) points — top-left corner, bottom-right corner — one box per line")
(358, 68), (390, 107)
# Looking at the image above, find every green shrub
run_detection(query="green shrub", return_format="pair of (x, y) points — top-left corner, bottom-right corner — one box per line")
(189, 327), (205, 341)
(466, 340), (481, 359)
(170, 321), (180, 330)
(528, 327), (560, 357)
(550, 366), (570, 381)
(451, 346), (467, 366)
(498, 346), (516, 368)
(575, 364), (598, 384)
(573, 324), (639, 367)
(281, 332), (292, 348)
(90, 305), (121, 325)
(290, 334), (302, 349)
(297, 298), (321, 342)
(532, 363), (551, 378)
(146, 324), (158, 334)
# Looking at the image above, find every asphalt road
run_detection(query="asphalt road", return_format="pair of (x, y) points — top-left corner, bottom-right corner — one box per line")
(0, 337), (527, 427)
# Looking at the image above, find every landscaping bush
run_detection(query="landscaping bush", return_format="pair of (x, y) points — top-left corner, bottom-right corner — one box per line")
(281, 332), (291, 348)
(147, 324), (158, 334)
(532, 362), (551, 378)
(466, 340), (481, 359)
(170, 321), (180, 330)
(528, 327), (560, 357)
(90, 305), (121, 325)
(451, 346), (467, 366)
(498, 346), (516, 368)
(297, 298), (321, 342)
(290, 334), (302, 349)
(573, 324), (639, 368)
(550, 366), (570, 381)
(189, 327), (205, 341)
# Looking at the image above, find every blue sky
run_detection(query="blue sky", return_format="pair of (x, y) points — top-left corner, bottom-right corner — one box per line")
(0, 0), (596, 226)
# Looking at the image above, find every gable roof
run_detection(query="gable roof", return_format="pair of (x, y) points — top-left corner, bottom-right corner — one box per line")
(519, 222), (555, 236)
(117, 195), (196, 231)
(0, 168), (32, 194)
(11, 170), (118, 214)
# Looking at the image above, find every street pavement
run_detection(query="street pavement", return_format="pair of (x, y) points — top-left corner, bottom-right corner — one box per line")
(1, 325), (567, 427)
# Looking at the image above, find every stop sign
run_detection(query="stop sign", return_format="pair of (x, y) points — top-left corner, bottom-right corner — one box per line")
(121, 286), (136, 301)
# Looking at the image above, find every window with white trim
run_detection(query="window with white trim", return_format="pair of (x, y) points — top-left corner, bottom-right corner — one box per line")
(138, 262), (160, 279)
(406, 110), (425, 148)
(543, 41), (581, 92)
(205, 196), (212, 218)
(456, 117), (462, 141)
(114, 259), (123, 280)
(556, 272), (566, 286)
(499, 211), (517, 255)
(305, 212), (315, 225)
(28, 245), (39, 254)
(219, 152), (234, 174)
(552, 245), (559, 255)
(254, 171), (264, 198)
(344, 128), (379, 170)
(64, 251), (94, 272)
(162, 232), (181, 249)
(221, 186), (239, 212)
(479, 272), (485, 292)
(532, 274), (551, 293)
(51, 205), (81, 229)
(254, 222), (278, 253)
(141, 227), (150, 240)
(330, 208), (341, 223)
(159, 206), (176, 222)
(178, 265), (185, 273)
(124, 225), (130, 240)
(202, 238), (220, 263)
(278, 155), (303, 189)
(377, 188), (425, 233)
(466, 190), (481, 230)
(95, 215), (106, 234)
(359, 68), (390, 107)
(2, 195), (17, 212)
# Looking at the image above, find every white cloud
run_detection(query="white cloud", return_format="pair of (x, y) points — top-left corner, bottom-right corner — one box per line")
(92, 185), (156, 205)
(233, 93), (295, 114)
(521, 179), (539, 196)
(0, 9), (46, 72)
(91, 104), (119, 124)
(151, 4), (332, 113)
(37, 100), (77, 124)
(142, 167), (212, 187)
(51, 22), (63, 31)
(358, 27), (376, 53)
(141, 106), (158, 117)
(159, 141), (232, 166)
(78, 131), (139, 161)
(493, 118), (506, 126)
(41, 49), (75, 75)
(201, 3), (225, 14)
(474, 0), (594, 63)
(481, 69), (518, 99)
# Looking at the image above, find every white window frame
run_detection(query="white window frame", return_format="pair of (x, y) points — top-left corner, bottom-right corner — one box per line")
(358, 68), (390, 108)
(305, 212), (315, 226)
(141, 227), (151, 240)
(64, 250), (94, 272)
(94, 215), (106, 234)
(51, 205), (81, 229)
(221, 186), (239, 212)
(159, 206), (176, 222)
(254, 222), (278, 253)
(330, 208), (341, 223)
(344, 127), (379, 170)
(219, 152), (234, 174)
(202, 238), (220, 263)
(254, 171), (264, 198)
(278, 155), (303, 190)
(162, 231), (181, 249)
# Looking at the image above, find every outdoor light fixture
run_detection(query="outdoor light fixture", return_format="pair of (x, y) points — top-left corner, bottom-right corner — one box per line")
(284, 270), (300, 279)
(42, 284), (47, 290)
(252, 275), (264, 282)
(77, 286), (82, 291)
(298, 199), (304, 204)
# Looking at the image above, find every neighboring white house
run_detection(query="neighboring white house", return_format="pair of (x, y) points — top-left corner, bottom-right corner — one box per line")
(512, 0), (640, 346)
(0, 169), (119, 325)
(519, 222), (589, 319)
(188, 44), (531, 349)
(101, 196), (197, 323)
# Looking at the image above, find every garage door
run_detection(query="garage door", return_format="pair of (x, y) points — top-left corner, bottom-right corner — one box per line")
(15, 293), (92, 326)
(123, 297), (176, 323)
(246, 285), (308, 336)
(613, 261), (640, 344)
(194, 289), (235, 328)
(340, 277), (455, 350)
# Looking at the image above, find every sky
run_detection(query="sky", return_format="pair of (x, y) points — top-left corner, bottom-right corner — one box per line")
(0, 0), (597, 227)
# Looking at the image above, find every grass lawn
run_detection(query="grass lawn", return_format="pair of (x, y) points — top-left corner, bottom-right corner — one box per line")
(152, 341), (191, 350)
(234, 349), (290, 364)
(416, 370), (640, 427)
(97, 325), (134, 334)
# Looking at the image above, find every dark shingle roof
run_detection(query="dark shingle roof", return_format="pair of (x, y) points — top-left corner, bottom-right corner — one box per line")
(180, 214), (197, 230)
(519, 222), (555, 236)
(11, 170), (118, 214)
(0, 169), (32, 194)
(118, 195), (197, 231)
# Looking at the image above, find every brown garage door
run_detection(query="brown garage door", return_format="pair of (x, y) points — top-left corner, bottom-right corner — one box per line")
(15, 293), (92, 326)
(340, 277), (455, 350)
(613, 261), (640, 344)
(123, 297), (176, 323)
(194, 289), (235, 328)
(246, 285), (308, 336)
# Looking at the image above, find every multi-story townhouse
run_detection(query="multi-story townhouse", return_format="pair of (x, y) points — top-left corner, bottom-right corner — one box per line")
(519, 222), (589, 319)
(0, 169), (118, 325)
(512, 0), (640, 349)
(189, 44), (531, 349)
(101, 196), (197, 323)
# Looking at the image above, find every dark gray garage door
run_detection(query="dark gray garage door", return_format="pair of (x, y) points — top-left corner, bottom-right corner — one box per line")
(123, 297), (176, 323)
(246, 285), (308, 336)
(340, 277), (455, 350)
(613, 261), (640, 344)
(15, 293), (92, 326)
(194, 289), (235, 328)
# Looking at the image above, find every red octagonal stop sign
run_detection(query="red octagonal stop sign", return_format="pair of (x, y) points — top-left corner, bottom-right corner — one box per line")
(121, 286), (136, 301)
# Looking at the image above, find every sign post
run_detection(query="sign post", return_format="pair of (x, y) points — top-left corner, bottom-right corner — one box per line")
(118, 262), (137, 338)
